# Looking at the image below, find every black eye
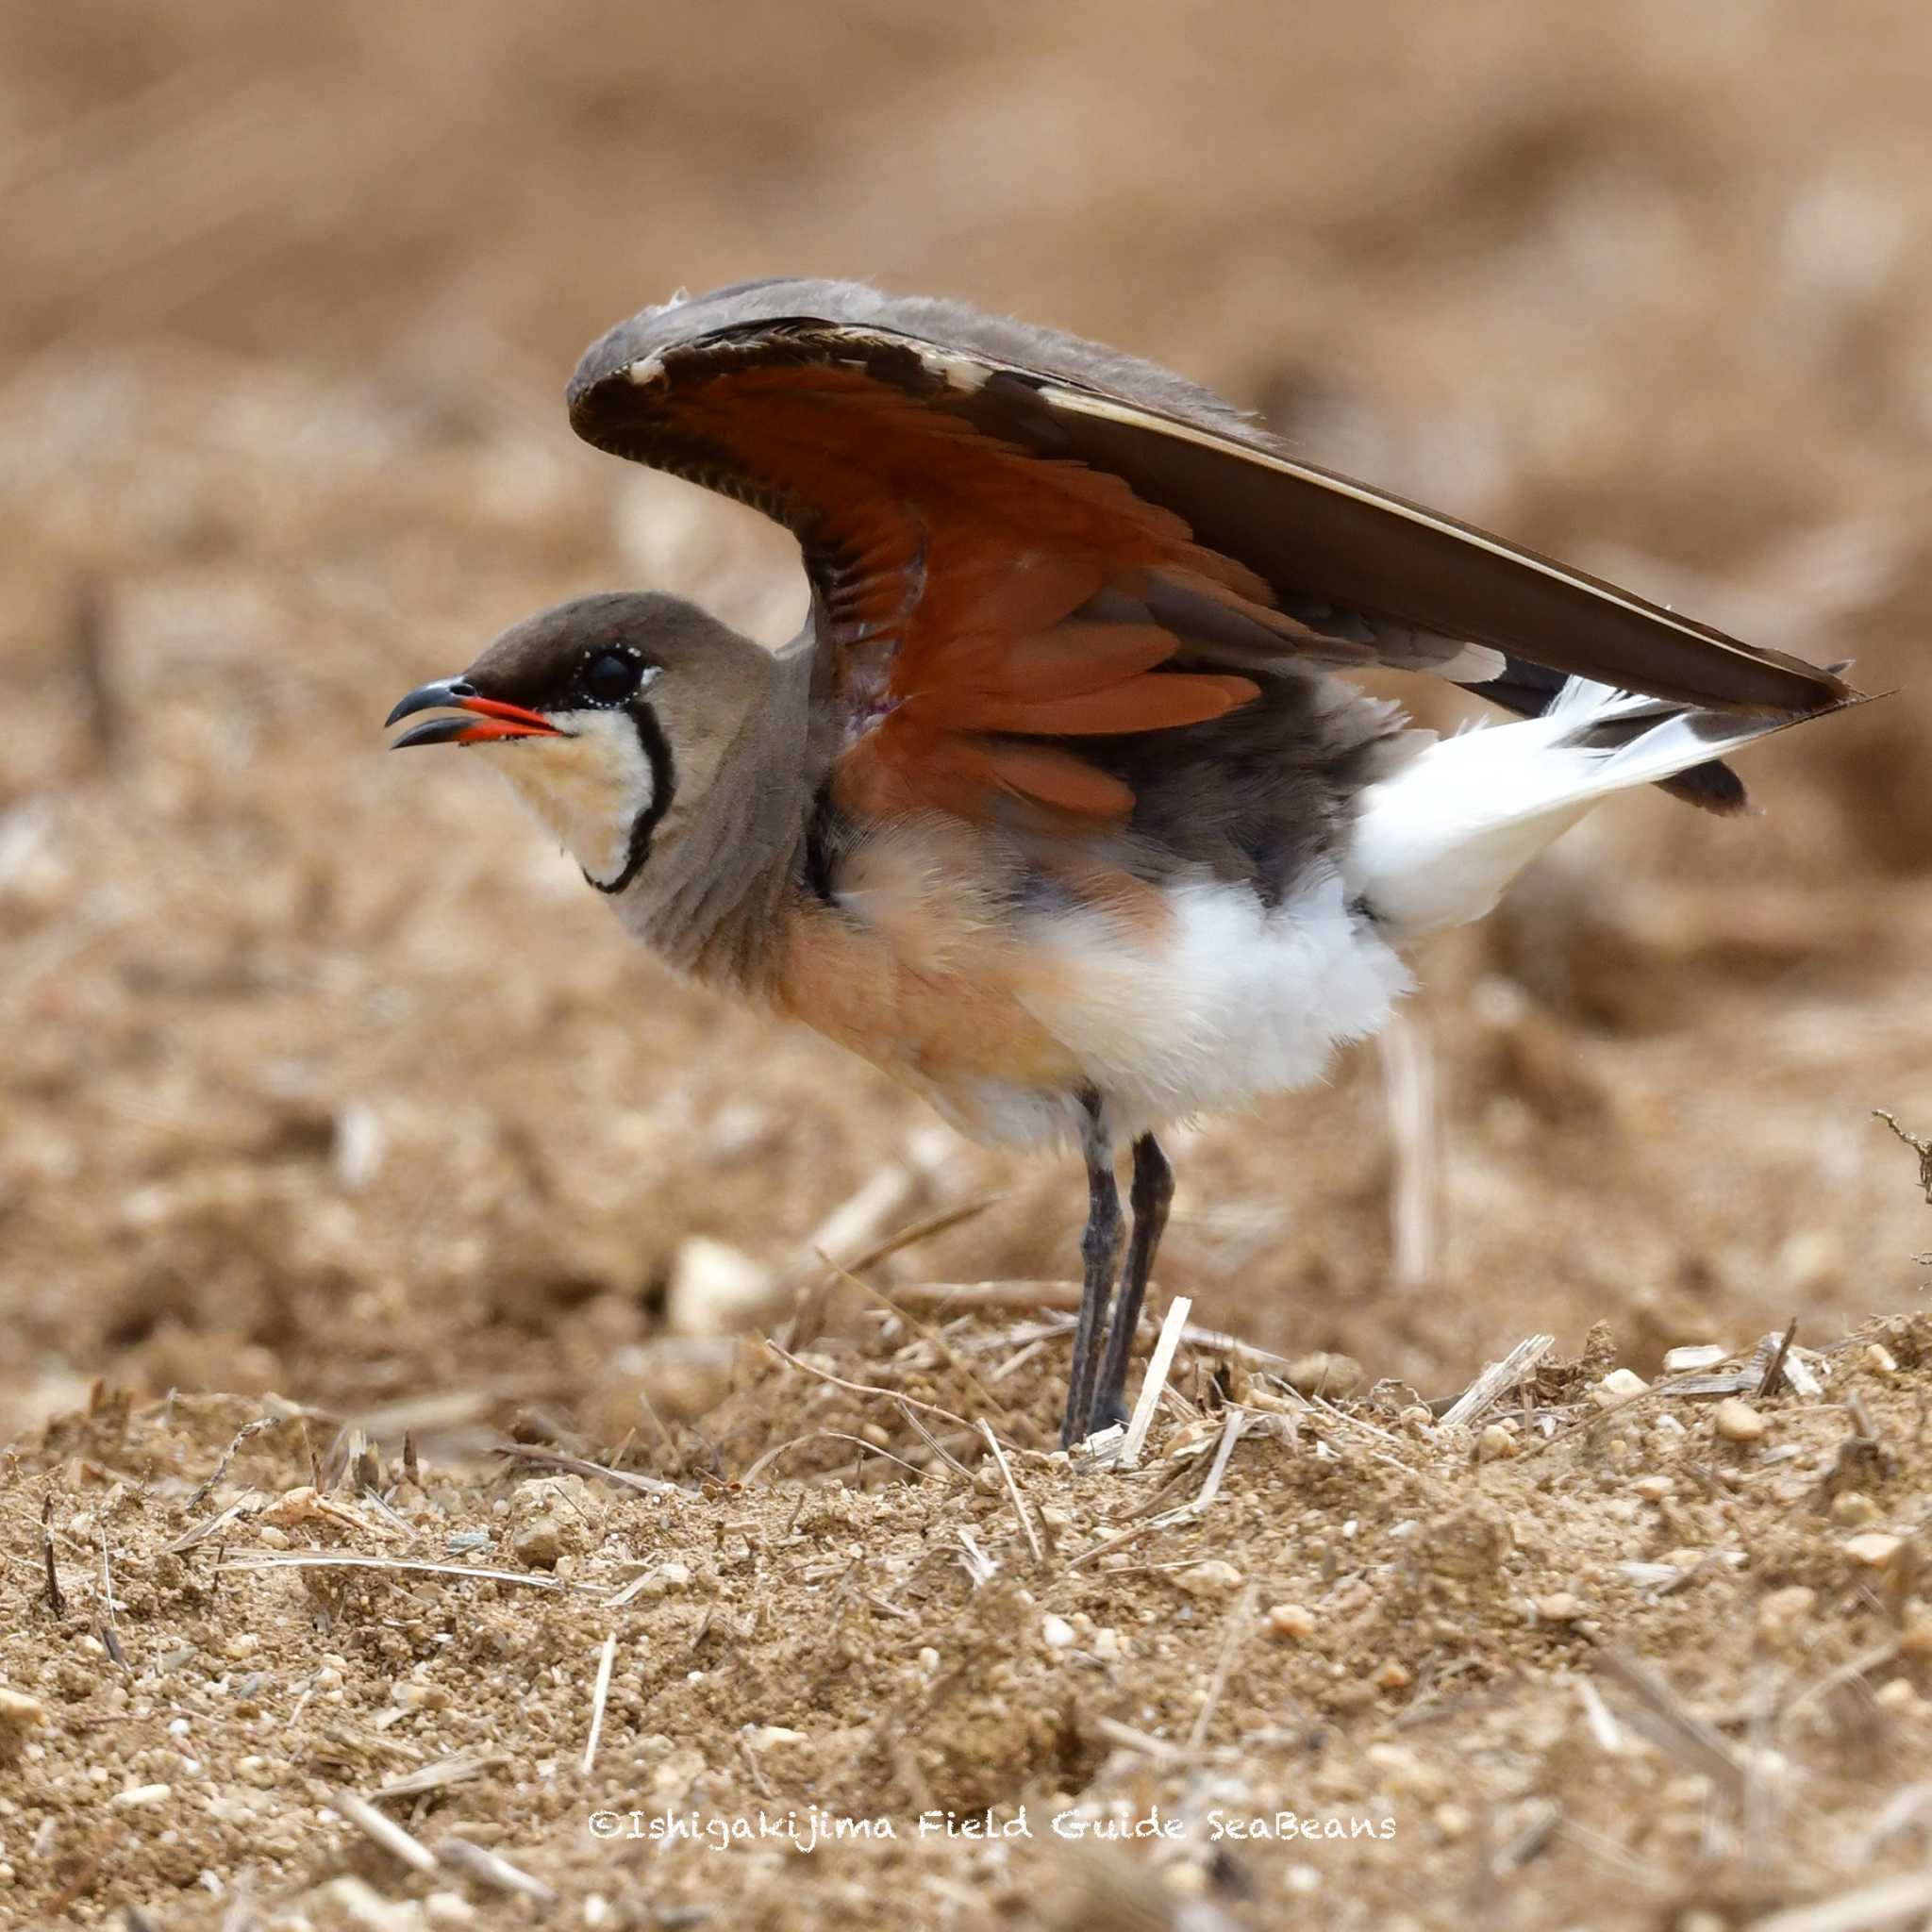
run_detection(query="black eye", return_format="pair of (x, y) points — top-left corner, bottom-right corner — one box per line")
(583, 651), (642, 705)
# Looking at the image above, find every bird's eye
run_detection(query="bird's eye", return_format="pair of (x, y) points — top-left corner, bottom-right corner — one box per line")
(583, 651), (642, 705)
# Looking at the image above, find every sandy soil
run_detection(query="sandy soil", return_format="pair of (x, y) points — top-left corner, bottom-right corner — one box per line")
(3, 3), (1930, 1925)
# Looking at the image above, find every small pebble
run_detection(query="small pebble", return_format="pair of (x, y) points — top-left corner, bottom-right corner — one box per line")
(1593, 1369), (1649, 1410)
(1874, 1678), (1918, 1713)
(0, 1688), (46, 1764)
(510, 1515), (566, 1569)
(1756, 1585), (1815, 1644)
(113, 1784), (172, 1807)
(664, 1235), (779, 1338)
(1661, 1344), (1726, 1374)
(1477, 1424), (1517, 1462)
(1285, 1352), (1362, 1397)
(1041, 1614), (1076, 1649)
(1374, 1660), (1413, 1691)
(1830, 1491), (1877, 1527)
(1844, 1531), (1905, 1569)
(1865, 1342), (1900, 1376)
(1713, 1398), (1766, 1442)
(1268, 1604), (1318, 1642)
(633, 1560), (692, 1597)
(1634, 1475), (1674, 1503)
(1535, 1591), (1586, 1624)
(1176, 1559), (1244, 1596)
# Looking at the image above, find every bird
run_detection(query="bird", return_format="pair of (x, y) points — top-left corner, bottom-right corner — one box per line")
(386, 277), (1858, 1450)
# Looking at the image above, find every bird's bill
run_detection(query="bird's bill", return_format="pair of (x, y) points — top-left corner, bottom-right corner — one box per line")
(385, 677), (563, 748)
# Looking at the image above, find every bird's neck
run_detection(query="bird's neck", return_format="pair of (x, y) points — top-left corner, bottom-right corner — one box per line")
(607, 646), (818, 995)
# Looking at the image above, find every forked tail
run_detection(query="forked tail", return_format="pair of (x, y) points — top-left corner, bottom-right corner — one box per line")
(1343, 676), (1841, 936)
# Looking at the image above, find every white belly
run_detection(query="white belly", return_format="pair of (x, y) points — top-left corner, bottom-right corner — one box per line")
(946, 870), (1412, 1149)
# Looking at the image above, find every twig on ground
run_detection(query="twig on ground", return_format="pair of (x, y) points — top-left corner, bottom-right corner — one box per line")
(1594, 1648), (1746, 1803)
(894, 1398), (974, 1479)
(1090, 1715), (1185, 1761)
(1189, 1582), (1259, 1749)
(740, 1431), (939, 1486)
(436, 1837), (557, 1906)
(373, 1753), (506, 1801)
(1757, 1320), (1799, 1400)
(1747, 1872), (1932, 1932)
(96, 1520), (127, 1672)
(784, 1191), (1003, 1345)
(1190, 1407), (1247, 1518)
(325, 1788), (437, 1874)
(955, 1527), (997, 1588)
(1119, 1296), (1193, 1469)
(581, 1634), (617, 1775)
(977, 1419), (1042, 1567)
(491, 1444), (686, 1497)
(42, 1497), (65, 1619)
(221, 1551), (580, 1593)
(1873, 1110), (1932, 1205)
(891, 1280), (1081, 1313)
(764, 1341), (975, 1436)
(183, 1413), (296, 1517)
(818, 1250), (1028, 1440)
(1441, 1336), (1556, 1430)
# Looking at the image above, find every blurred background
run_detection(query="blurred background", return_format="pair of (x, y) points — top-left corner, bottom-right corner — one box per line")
(3, 0), (1927, 1446)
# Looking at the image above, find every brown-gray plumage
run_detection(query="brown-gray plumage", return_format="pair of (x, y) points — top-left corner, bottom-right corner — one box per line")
(389, 277), (1857, 1447)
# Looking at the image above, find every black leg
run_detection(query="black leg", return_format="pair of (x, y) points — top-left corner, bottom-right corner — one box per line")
(1091, 1133), (1174, 1432)
(1060, 1103), (1125, 1449)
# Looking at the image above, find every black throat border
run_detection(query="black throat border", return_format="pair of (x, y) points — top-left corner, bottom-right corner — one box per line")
(588, 706), (675, 896)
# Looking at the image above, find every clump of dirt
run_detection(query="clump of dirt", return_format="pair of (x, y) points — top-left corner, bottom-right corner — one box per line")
(5, 1310), (1932, 1928)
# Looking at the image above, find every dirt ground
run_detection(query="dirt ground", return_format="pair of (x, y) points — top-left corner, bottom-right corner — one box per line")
(3, 3), (1931, 1926)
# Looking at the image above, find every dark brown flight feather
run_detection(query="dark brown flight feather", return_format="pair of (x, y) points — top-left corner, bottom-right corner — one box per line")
(567, 277), (1857, 824)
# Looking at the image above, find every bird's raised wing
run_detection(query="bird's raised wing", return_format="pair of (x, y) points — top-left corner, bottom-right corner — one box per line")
(567, 278), (1857, 824)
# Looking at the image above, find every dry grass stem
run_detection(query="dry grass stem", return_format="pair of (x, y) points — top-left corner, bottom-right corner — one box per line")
(1757, 1320), (1800, 1400)
(1441, 1335), (1556, 1429)
(1873, 1110), (1932, 1205)
(1189, 1580), (1259, 1748)
(977, 1419), (1043, 1566)
(221, 1551), (578, 1593)
(1595, 1648), (1747, 1803)
(491, 1444), (686, 1497)
(373, 1754), (506, 1801)
(1190, 1407), (1247, 1518)
(764, 1341), (976, 1435)
(436, 1837), (558, 1906)
(581, 1633), (617, 1775)
(1747, 1872), (1932, 1932)
(889, 1280), (1083, 1313)
(325, 1788), (438, 1874)
(1119, 1295), (1193, 1469)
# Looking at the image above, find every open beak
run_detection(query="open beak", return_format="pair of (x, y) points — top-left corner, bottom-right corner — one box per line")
(385, 678), (563, 748)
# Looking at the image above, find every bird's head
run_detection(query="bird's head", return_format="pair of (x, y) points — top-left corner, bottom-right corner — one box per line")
(387, 591), (772, 894)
